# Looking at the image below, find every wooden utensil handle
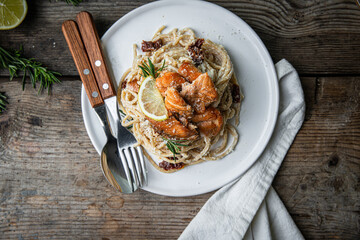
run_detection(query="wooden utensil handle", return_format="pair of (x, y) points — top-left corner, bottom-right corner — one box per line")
(76, 11), (116, 100)
(62, 20), (104, 108)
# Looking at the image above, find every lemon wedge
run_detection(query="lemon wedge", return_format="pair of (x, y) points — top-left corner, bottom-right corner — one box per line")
(0, 0), (28, 30)
(138, 76), (168, 121)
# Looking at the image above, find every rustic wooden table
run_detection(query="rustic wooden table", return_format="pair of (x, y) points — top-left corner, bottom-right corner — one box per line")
(1, 0), (359, 239)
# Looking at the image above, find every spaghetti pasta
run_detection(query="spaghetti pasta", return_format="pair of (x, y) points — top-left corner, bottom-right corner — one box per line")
(117, 27), (243, 173)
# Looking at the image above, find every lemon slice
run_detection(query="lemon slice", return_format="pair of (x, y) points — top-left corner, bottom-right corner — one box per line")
(0, 0), (28, 30)
(138, 76), (168, 121)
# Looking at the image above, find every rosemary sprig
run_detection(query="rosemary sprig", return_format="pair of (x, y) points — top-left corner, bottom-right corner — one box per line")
(0, 46), (61, 94)
(119, 109), (133, 129)
(61, 0), (83, 6)
(162, 137), (189, 160)
(0, 93), (8, 114)
(119, 108), (126, 117)
(138, 58), (165, 79)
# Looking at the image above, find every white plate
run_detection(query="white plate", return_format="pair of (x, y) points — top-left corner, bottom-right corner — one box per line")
(81, 0), (279, 197)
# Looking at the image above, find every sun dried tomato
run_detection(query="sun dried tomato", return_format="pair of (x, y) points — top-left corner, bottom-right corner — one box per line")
(121, 80), (127, 89)
(187, 38), (204, 65)
(232, 84), (241, 103)
(159, 161), (184, 171)
(141, 39), (162, 52)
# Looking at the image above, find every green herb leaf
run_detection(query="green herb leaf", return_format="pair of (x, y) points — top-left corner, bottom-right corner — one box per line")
(155, 60), (166, 76)
(162, 137), (189, 160)
(60, 0), (83, 6)
(172, 144), (180, 154)
(171, 142), (188, 147)
(148, 57), (156, 77)
(119, 109), (126, 116)
(139, 65), (150, 78)
(0, 93), (8, 114)
(118, 109), (133, 129)
(138, 58), (165, 79)
(0, 46), (61, 94)
(166, 142), (175, 154)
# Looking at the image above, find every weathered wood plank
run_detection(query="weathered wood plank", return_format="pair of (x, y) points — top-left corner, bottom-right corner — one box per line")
(1, 0), (360, 76)
(0, 76), (359, 239)
(0, 78), (210, 239)
(274, 77), (360, 239)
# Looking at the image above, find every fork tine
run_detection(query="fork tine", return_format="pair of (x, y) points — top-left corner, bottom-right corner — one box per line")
(130, 147), (143, 188)
(136, 146), (147, 186)
(118, 149), (135, 192)
(124, 147), (140, 189)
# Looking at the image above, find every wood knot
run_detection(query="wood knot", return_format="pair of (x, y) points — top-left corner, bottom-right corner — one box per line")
(75, 179), (89, 187)
(0, 119), (10, 130)
(190, 207), (201, 215)
(331, 177), (344, 193)
(82, 203), (103, 217)
(102, 213), (119, 233)
(27, 116), (43, 127)
(328, 154), (339, 167)
(292, 11), (304, 23)
(106, 196), (124, 209)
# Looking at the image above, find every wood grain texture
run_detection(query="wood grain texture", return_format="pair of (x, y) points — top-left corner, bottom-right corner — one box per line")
(1, 0), (359, 239)
(0, 76), (359, 239)
(62, 20), (104, 108)
(76, 11), (116, 99)
(0, 0), (360, 76)
(274, 77), (360, 239)
(0, 79), (210, 239)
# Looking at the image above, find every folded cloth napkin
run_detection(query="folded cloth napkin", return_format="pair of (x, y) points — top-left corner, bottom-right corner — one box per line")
(179, 59), (306, 240)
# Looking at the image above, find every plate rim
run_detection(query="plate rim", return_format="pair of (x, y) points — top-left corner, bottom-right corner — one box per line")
(81, 0), (279, 197)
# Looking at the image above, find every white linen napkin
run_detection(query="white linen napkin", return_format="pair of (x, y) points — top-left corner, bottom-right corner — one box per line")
(179, 59), (306, 240)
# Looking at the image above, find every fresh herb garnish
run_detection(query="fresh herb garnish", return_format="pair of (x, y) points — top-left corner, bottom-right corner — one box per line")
(138, 58), (165, 79)
(119, 108), (126, 117)
(119, 109), (133, 129)
(162, 137), (189, 160)
(62, 0), (83, 6)
(0, 93), (8, 114)
(0, 46), (61, 94)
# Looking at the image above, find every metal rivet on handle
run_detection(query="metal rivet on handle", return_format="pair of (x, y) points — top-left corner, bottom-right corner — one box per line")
(83, 69), (90, 75)
(95, 60), (101, 67)
(92, 91), (98, 98)
(103, 83), (109, 90)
